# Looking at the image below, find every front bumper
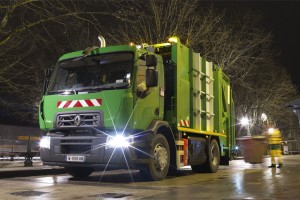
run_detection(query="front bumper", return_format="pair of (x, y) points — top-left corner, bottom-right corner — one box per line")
(40, 133), (153, 169)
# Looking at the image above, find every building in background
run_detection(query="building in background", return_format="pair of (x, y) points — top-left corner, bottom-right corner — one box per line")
(0, 124), (41, 158)
(285, 99), (300, 154)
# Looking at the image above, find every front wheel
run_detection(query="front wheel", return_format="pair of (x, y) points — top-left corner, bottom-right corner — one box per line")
(140, 134), (170, 181)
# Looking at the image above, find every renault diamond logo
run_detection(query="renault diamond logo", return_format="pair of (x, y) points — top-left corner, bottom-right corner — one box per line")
(74, 115), (81, 126)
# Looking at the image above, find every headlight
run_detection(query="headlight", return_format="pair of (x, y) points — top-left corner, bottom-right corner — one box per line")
(40, 136), (51, 149)
(106, 134), (132, 149)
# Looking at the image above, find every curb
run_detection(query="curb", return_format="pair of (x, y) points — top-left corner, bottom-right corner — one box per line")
(0, 167), (66, 178)
(0, 161), (66, 178)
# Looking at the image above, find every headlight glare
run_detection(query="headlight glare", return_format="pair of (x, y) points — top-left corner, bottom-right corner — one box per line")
(106, 134), (132, 149)
(40, 136), (51, 149)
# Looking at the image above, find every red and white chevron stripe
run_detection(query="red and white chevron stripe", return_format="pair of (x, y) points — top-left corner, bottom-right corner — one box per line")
(180, 120), (190, 127)
(57, 99), (102, 108)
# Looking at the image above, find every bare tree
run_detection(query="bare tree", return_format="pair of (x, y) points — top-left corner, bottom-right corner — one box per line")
(106, 0), (223, 46)
(234, 59), (298, 135)
(0, 0), (136, 124)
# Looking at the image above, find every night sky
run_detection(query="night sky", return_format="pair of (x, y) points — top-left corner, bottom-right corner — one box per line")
(266, 2), (300, 89)
(214, 1), (300, 89)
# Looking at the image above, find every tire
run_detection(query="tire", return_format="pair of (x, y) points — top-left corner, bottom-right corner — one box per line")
(191, 139), (220, 173)
(140, 134), (170, 181)
(65, 167), (94, 178)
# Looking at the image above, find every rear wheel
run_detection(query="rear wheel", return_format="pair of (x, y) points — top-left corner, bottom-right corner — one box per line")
(191, 139), (220, 173)
(65, 167), (94, 178)
(140, 134), (170, 181)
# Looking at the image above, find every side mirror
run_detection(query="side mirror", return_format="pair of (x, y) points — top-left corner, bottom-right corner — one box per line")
(145, 55), (157, 67)
(45, 67), (53, 78)
(43, 67), (53, 94)
(146, 69), (158, 87)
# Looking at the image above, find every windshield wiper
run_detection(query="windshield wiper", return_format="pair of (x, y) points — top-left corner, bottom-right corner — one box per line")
(47, 90), (77, 95)
(47, 83), (129, 95)
(85, 84), (128, 92)
(72, 46), (99, 62)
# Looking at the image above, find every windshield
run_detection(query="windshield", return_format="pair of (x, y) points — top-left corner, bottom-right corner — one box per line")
(47, 52), (133, 94)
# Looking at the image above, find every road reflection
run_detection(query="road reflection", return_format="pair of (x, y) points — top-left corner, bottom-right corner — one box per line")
(232, 172), (244, 195)
(1, 156), (299, 200)
(34, 175), (69, 185)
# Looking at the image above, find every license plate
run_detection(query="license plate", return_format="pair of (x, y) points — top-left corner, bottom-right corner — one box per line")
(66, 155), (85, 162)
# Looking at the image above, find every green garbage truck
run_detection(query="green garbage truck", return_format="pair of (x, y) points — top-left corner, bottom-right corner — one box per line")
(39, 36), (235, 181)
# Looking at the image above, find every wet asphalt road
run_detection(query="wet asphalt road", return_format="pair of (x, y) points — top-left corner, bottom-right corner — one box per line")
(0, 155), (299, 199)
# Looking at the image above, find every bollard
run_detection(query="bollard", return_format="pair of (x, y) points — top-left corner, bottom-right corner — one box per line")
(24, 151), (33, 167)
(24, 137), (33, 167)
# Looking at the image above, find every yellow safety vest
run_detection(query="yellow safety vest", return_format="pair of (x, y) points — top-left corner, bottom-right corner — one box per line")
(268, 129), (282, 150)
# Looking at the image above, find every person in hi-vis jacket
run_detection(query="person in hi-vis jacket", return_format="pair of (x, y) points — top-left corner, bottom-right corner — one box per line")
(268, 128), (283, 168)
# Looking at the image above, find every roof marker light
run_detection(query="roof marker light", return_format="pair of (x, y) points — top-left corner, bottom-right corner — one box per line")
(168, 37), (178, 43)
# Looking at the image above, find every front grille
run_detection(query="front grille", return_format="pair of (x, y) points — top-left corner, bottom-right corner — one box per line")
(55, 111), (103, 128)
(61, 145), (92, 154)
(61, 139), (92, 144)
(60, 139), (93, 154)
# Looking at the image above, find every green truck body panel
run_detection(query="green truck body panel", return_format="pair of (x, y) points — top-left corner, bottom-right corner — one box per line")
(164, 40), (235, 156)
(39, 37), (235, 179)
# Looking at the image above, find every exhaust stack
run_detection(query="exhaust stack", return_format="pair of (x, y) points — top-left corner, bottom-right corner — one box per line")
(98, 35), (106, 47)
